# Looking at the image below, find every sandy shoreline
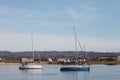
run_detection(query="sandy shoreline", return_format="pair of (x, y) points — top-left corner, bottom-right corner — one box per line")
(0, 62), (20, 65)
(0, 62), (47, 65)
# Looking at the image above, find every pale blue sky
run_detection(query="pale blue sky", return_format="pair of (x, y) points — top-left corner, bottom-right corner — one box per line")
(0, 0), (120, 52)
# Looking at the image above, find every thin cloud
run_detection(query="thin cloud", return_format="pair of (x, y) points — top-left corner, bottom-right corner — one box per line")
(66, 3), (98, 20)
(24, 12), (38, 18)
(75, 36), (120, 52)
(0, 6), (36, 19)
(0, 32), (120, 52)
(67, 8), (80, 19)
(79, 3), (97, 13)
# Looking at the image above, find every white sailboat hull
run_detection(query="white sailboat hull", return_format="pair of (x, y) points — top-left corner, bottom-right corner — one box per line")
(19, 34), (42, 70)
(19, 64), (42, 69)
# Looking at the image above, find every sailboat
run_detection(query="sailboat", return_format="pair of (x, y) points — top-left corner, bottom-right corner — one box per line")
(19, 33), (42, 69)
(60, 27), (90, 71)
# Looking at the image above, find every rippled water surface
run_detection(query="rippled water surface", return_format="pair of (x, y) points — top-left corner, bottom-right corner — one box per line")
(0, 64), (120, 80)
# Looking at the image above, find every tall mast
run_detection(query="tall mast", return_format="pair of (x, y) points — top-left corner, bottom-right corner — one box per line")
(73, 26), (78, 65)
(31, 33), (34, 62)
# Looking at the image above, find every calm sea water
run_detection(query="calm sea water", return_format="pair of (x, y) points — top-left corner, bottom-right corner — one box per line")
(0, 64), (120, 80)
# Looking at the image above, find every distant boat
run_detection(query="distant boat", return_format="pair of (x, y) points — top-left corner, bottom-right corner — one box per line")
(60, 27), (90, 71)
(19, 63), (42, 69)
(60, 65), (90, 71)
(19, 33), (42, 69)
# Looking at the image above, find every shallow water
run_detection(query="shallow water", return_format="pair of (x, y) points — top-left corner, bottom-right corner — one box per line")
(0, 64), (120, 80)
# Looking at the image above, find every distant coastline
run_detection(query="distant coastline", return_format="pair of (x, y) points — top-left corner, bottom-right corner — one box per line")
(0, 61), (120, 65)
(0, 51), (120, 65)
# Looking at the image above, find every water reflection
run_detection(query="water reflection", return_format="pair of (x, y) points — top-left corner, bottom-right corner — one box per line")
(0, 65), (119, 80)
(61, 72), (78, 80)
(19, 69), (42, 80)
(61, 71), (90, 80)
(20, 69), (42, 74)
